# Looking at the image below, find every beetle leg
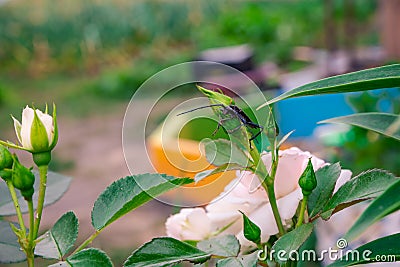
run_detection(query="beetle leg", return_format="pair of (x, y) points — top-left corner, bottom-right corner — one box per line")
(212, 122), (221, 136)
(249, 128), (263, 141)
(226, 123), (245, 133)
(246, 121), (264, 130)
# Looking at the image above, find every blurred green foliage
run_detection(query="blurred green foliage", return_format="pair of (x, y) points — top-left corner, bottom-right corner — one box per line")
(0, 0), (377, 105)
(0, 84), (5, 107)
(85, 62), (161, 100)
(0, 0), (377, 70)
(328, 89), (400, 176)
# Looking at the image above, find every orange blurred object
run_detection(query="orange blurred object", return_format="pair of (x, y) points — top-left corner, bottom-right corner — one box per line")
(146, 125), (237, 205)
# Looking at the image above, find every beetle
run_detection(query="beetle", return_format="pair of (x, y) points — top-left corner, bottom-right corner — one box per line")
(177, 103), (263, 142)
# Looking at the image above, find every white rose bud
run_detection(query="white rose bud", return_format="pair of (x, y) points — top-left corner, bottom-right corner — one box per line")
(0, 104), (60, 167)
(12, 105), (58, 153)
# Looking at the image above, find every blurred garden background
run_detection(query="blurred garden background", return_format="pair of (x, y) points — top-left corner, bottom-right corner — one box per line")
(0, 0), (399, 265)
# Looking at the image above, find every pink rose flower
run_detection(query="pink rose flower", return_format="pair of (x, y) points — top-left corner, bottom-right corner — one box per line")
(165, 208), (213, 241)
(166, 147), (352, 247)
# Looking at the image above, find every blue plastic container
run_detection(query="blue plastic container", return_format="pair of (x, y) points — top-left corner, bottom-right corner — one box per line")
(274, 88), (399, 138)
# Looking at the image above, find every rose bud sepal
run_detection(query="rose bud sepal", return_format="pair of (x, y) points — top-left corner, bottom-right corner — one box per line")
(30, 104), (58, 153)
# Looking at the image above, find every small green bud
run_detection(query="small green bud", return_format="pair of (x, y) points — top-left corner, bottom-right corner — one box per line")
(0, 144), (13, 170)
(12, 156), (35, 199)
(298, 159), (317, 196)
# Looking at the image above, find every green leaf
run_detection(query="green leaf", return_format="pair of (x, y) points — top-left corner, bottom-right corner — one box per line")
(308, 163), (342, 218)
(123, 237), (211, 267)
(272, 223), (314, 264)
(197, 85), (234, 106)
(216, 251), (259, 267)
(240, 211), (261, 245)
(259, 64), (400, 108)
(203, 139), (251, 167)
(344, 179), (400, 242)
(297, 230), (321, 267)
(50, 248), (113, 267)
(35, 211), (79, 259)
(387, 115), (400, 137)
(194, 163), (243, 183)
(197, 235), (240, 257)
(321, 169), (398, 219)
(0, 171), (71, 216)
(91, 174), (192, 230)
(320, 112), (400, 141)
(328, 233), (400, 266)
(0, 221), (26, 263)
(67, 248), (112, 267)
(277, 130), (295, 148)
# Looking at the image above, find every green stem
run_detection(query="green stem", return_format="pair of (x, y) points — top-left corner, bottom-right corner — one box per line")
(296, 195), (308, 228)
(33, 165), (48, 240)
(249, 143), (285, 236)
(27, 198), (35, 248)
(249, 142), (269, 182)
(72, 230), (102, 255)
(26, 254), (34, 267)
(268, 148), (285, 236)
(26, 198), (35, 267)
(6, 180), (26, 235)
(266, 184), (285, 236)
(270, 148), (279, 179)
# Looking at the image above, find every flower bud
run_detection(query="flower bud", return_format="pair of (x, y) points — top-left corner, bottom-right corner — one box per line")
(12, 104), (58, 153)
(298, 158), (317, 196)
(0, 145), (13, 181)
(12, 156), (35, 199)
(0, 144), (13, 170)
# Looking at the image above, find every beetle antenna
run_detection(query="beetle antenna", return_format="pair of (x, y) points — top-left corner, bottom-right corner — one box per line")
(176, 104), (225, 116)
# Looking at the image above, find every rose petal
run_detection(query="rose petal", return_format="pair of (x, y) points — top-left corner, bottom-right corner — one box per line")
(12, 116), (22, 145)
(166, 208), (212, 241)
(272, 147), (326, 198)
(277, 188), (303, 220)
(20, 106), (34, 150)
(334, 169), (352, 192)
(35, 109), (54, 144)
(247, 202), (278, 238)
